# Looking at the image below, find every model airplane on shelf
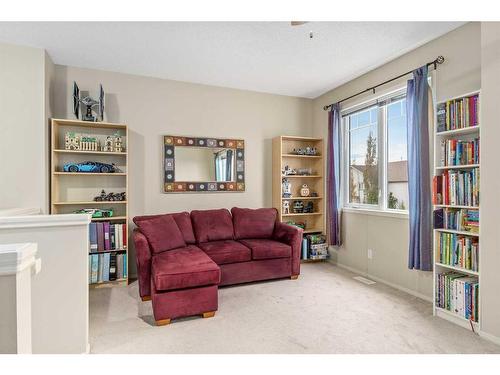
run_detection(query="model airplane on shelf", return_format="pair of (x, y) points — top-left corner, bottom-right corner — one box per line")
(73, 81), (105, 122)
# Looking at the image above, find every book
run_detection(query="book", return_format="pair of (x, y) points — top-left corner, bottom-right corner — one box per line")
(90, 254), (99, 284)
(104, 222), (111, 250)
(302, 238), (308, 259)
(116, 224), (122, 250)
(103, 252), (111, 282)
(98, 253), (104, 282)
(110, 224), (116, 250)
(109, 252), (117, 281)
(437, 94), (479, 132)
(117, 254), (123, 279)
(89, 223), (98, 252)
(96, 222), (105, 252)
(436, 102), (446, 132)
(122, 224), (127, 249)
(123, 254), (127, 278)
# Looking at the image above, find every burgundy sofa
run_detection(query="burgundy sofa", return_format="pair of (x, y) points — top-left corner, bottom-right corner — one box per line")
(132, 207), (302, 325)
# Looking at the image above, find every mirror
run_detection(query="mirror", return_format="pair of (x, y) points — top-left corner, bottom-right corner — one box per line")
(163, 135), (245, 193)
(175, 147), (235, 182)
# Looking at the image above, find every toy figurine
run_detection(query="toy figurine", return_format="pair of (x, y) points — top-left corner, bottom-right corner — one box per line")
(282, 200), (290, 214)
(65, 132), (80, 150)
(293, 200), (304, 213)
(282, 178), (292, 198)
(103, 136), (114, 152)
(303, 201), (314, 213)
(300, 184), (310, 197)
(114, 133), (123, 152)
(73, 82), (105, 122)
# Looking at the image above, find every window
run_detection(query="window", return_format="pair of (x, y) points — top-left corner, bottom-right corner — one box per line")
(343, 89), (408, 212)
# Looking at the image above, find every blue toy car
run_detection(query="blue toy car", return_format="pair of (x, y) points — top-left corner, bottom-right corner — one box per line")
(63, 161), (117, 173)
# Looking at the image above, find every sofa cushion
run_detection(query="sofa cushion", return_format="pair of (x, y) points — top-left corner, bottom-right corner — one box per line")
(135, 214), (186, 254)
(231, 207), (277, 240)
(198, 240), (251, 265)
(191, 209), (234, 243)
(133, 212), (196, 244)
(152, 245), (220, 291)
(239, 239), (291, 260)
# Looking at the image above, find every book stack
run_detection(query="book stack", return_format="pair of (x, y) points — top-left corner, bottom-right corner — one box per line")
(435, 232), (479, 272)
(438, 138), (479, 166)
(88, 252), (127, 284)
(436, 94), (479, 132)
(89, 222), (127, 253)
(436, 272), (479, 322)
(432, 168), (480, 206)
(434, 208), (479, 233)
(302, 234), (328, 260)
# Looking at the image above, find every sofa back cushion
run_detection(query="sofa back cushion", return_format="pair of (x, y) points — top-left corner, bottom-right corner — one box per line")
(191, 209), (234, 243)
(134, 214), (186, 254)
(133, 212), (196, 244)
(231, 207), (277, 240)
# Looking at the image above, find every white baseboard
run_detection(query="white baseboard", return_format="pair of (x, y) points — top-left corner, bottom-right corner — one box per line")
(479, 330), (500, 346)
(332, 260), (433, 303)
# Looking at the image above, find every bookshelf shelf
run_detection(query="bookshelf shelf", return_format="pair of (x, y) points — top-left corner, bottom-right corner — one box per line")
(436, 126), (479, 137)
(282, 212), (322, 217)
(54, 172), (127, 176)
(282, 196), (322, 200)
(50, 118), (129, 289)
(282, 154), (322, 159)
(53, 149), (127, 156)
(273, 136), (327, 262)
(434, 228), (479, 237)
(435, 262), (479, 276)
(91, 216), (127, 222)
(435, 164), (480, 170)
(53, 201), (127, 205)
(433, 90), (481, 331)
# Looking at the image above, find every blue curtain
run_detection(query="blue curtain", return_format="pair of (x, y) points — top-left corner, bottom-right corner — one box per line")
(406, 66), (432, 271)
(328, 103), (342, 246)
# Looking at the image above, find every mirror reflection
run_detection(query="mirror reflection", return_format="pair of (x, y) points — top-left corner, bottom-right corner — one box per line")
(175, 147), (235, 182)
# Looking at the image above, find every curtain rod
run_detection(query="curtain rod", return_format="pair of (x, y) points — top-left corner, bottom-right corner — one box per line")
(323, 55), (445, 111)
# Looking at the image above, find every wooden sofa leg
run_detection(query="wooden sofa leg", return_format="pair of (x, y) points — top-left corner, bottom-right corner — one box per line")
(202, 311), (216, 318)
(156, 318), (171, 326)
(141, 295), (151, 301)
(290, 275), (299, 280)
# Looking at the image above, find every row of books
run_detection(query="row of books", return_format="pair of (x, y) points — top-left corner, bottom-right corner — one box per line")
(89, 252), (127, 284)
(432, 168), (479, 207)
(438, 138), (479, 166)
(89, 222), (127, 253)
(436, 94), (479, 132)
(302, 234), (328, 260)
(435, 232), (479, 272)
(434, 208), (479, 233)
(436, 272), (479, 322)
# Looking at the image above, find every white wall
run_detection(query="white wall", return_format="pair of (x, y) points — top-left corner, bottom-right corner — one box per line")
(479, 21), (500, 342)
(0, 42), (53, 213)
(312, 22), (482, 300)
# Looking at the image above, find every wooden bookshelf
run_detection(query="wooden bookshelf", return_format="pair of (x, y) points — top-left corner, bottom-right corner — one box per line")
(50, 118), (129, 288)
(272, 136), (327, 262)
(432, 90), (481, 331)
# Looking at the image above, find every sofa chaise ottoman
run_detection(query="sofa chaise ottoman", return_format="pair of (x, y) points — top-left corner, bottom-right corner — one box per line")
(133, 207), (303, 325)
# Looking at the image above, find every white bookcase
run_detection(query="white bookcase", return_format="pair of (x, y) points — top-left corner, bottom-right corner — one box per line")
(432, 90), (481, 331)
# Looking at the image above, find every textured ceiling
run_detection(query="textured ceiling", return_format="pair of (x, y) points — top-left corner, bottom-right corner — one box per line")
(0, 22), (464, 98)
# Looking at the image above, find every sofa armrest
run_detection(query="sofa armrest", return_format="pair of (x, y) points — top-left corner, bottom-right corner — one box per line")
(273, 222), (303, 276)
(132, 229), (152, 299)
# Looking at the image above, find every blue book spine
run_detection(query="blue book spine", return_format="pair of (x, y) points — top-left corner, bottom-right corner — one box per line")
(89, 223), (98, 252)
(90, 254), (99, 284)
(302, 238), (308, 260)
(103, 253), (111, 282)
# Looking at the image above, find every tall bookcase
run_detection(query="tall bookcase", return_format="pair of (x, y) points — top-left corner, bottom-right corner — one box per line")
(50, 119), (129, 288)
(272, 136), (326, 262)
(432, 91), (480, 331)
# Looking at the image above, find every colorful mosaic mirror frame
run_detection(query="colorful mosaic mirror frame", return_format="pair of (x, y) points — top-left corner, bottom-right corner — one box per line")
(164, 136), (245, 193)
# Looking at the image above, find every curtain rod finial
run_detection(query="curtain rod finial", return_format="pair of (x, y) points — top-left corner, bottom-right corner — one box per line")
(436, 56), (445, 64)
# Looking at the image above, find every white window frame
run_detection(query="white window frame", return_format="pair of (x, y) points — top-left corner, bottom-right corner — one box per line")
(341, 86), (408, 214)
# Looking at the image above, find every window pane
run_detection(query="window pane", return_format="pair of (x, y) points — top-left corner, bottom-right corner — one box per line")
(348, 108), (379, 205)
(387, 99), (408, 210)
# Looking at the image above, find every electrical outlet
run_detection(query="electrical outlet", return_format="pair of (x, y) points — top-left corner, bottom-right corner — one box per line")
(367, 248), (374, 260)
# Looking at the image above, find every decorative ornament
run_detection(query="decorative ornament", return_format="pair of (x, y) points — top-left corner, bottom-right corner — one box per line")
(300, 184), (310, 197)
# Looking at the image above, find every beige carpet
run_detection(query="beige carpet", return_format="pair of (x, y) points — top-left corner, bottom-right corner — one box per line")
(89, 263), (500, 354)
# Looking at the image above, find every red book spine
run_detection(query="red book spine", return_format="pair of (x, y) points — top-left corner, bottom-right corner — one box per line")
(122, 224), (127, 249)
